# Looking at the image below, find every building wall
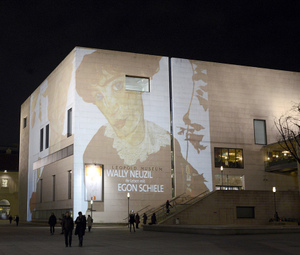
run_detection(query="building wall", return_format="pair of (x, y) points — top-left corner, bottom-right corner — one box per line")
(19, 49), (76, 221)
(19, 97), (30, 220)
(162, 190), (300, 225)
(19, 47), (300, 223)
(206, 62), (300, 192)
(0, 171), (19, 218)
(74, 48), (173, 222)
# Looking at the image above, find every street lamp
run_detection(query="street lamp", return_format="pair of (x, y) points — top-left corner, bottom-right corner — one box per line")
(220, 166), (224, 190)
(272, 187), (278, 221)
(127, 192), (130, 227)
(90, 199), (93, 219)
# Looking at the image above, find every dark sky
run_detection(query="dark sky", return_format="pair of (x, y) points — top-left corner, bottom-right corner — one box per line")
(1, 0), (300, 146)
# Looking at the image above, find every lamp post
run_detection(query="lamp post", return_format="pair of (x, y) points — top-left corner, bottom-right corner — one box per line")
(90, 199), (93, 219)
(127, 192), (130, 227)
(220, 166), (224, 190)
(272, 187), (278, 221)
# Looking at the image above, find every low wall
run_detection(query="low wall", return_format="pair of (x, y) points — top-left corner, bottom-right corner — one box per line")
(162, 190), (300, 225)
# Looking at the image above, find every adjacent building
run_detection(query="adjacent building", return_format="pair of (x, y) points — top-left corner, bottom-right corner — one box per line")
(0, 145), (19, 219)
(19, 47), (300, 223)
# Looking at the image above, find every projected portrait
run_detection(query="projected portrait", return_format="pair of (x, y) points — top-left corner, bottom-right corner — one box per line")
(76, 50), (208, 196)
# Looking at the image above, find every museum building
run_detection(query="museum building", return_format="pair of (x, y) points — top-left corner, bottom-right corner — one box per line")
(19, 47), (300, 223)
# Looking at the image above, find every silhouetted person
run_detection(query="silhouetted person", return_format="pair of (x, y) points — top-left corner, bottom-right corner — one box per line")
(48, 212), (57, 235)
(151, 213), (156, 225)
(135, 213), (140, 229)
(87, 215), (93, 232)
(143, 213), (148, 225)
(63, 211), (74, 247)
(129, 210), (136, 232)
(8, 215), (13, 224)
(166, 200), (172, 214)
(15, 215), (19, 226)
(59, 214), (65, 234)
(75, 212), (86, 247)
(275, 211), (280, 221)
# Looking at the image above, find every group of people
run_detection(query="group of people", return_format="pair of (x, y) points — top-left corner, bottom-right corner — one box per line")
(128, 211), (158, 231)
(48, 211), (93, 247)
(8, 215), (19, 226)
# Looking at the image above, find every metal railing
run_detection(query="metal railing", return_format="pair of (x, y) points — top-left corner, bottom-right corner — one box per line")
(142, 190), (210, 225)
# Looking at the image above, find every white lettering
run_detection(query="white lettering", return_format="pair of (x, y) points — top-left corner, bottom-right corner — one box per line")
(138, 184), (164, 193)
(117, 183), (138, 192)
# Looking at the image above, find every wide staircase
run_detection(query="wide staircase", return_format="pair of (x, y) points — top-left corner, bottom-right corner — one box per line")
(139, 190), (210, 225)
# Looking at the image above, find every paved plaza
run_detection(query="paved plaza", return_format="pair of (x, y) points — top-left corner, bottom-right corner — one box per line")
(1, 220), (300, 255)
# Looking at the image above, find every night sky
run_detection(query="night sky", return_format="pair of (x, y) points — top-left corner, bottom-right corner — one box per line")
(1, 1), (300, 146)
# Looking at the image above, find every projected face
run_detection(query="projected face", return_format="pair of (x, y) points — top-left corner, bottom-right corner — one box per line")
(90, 73), (144, 140)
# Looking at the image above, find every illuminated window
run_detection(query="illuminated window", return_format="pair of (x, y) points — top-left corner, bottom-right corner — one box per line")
(67, 108), (72, 137)
(1, 178), (8, 188)
(215, 148), (244, 168)
(126, 76), (150, 92)
(254, 119), (267, 145)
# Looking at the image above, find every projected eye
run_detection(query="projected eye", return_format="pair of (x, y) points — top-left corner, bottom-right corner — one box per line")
(113, 81), (123, 91)
(96, 92), (103, 101)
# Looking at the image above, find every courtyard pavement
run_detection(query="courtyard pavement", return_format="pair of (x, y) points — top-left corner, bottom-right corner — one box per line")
(1, 220), (300, 255)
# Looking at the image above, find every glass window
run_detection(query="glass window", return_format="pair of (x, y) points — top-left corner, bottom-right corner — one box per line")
(214, 148), (222, 167)
(236, 206), (255, 218)
(254, 119), (267, 145)
(67, 108), (72, 137)
(222, 149), (229, 167)
(45, 124), (49, 149)
(52, 175), (55, 201)
(126, 76), (150, 92)
(23, 117), (27, 128)
(68, 171), (72, 199)
(214, 148), (244, 168)
(40, 128), (44, 152)
(40, 179), (43, 203)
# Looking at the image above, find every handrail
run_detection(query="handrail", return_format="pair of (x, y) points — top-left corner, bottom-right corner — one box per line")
(143, 192), (188, 217)
(149, 190), (211, 224)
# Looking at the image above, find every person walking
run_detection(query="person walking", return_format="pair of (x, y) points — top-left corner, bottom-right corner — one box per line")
(48, 212), (57, 235)
(63, 211), (74, 247)
(15, 215), (19, 226)
(129, 210), (136, 232)
(143, 213), (148, 225)
(151, 213), (156, 225)
(135, 213), (140, 229)
(166, 200), (173, 214)
(8, 215), (13, 224)
(87, 215), (93, 232)
(75, 212), (86, 247)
